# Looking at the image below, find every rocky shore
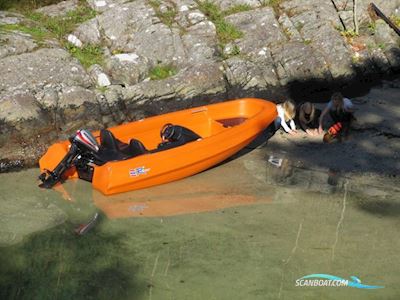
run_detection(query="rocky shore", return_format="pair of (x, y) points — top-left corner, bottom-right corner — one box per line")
(0, 0), (399, 169)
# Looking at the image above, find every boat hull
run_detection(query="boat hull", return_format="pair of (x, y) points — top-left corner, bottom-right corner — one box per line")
(39, 98), (277, 195)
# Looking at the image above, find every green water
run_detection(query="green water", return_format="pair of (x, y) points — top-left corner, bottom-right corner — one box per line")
(0, 149), (399, 300)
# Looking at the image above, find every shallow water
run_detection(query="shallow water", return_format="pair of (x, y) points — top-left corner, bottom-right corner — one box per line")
(0, 147), (399, 300)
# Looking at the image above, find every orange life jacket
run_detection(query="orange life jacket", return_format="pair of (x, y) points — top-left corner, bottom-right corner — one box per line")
(328, 122), (342, 136)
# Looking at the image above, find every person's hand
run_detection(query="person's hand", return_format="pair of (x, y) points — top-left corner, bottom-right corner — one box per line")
(289, 130), (297, 135)
(306, 129), (314, 135)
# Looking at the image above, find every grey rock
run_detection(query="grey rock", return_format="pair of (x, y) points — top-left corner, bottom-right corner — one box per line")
(88, 64), (111, 87)
(86, 0), (131, 12)
(95, 1), (154, 49)
(278, 13), (303, 42)
(374, 19), (400, 46)
(124, 24), (185, 67)
(0, 93), (40, 124)
(0, 11), (24, 25)
(57, 86), (101, 131)
(104, 53), (151, 86)
(119, 62), (226, 117)
(213, 0), (261, 11)
(226, 7), (287, 54)
(0, 48), (91, 94)
(35, 0), (79, 17)
(58, 85), (96, 108)
(270, 41), (330, 84)
(182, 20), (218, 65)
(35, 86), (60, 110)
(356, 0), (400, 27)
(224, 54), (279, 91)
(283, 0), (354, 78)
(384, 46), (400, 70)
(73, 18), (102, 45)
(173, 63), (226, 100)
(174, 0), (203, 28)
(338, 10), (355, 31)
(222, 8), (284, 89)
(0, 32), (38, 59)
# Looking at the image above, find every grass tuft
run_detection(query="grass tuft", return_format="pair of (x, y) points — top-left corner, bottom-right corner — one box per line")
(25, 5), (96, 39)
(65, 43), (104, 69)
(340, 29), (358, 38)
(149, 64), (177, 80)
(223, 4), (252, 16)
(0, 2), (101, 69)
(0, 0), (64, 11)
(0, 23), (49, 41)
(197, 1), (243, 45)
(261, 0), (282, 8)
(148, 0), (177, 28)
(390, 15), (400, 27)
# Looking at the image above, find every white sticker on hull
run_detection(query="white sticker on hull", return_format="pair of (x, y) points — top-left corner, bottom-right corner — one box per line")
(129, 166), (150, 177)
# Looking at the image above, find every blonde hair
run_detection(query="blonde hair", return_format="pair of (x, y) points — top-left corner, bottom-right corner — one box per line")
(282, 100), (296, 121)
(331, 92), (344, 111)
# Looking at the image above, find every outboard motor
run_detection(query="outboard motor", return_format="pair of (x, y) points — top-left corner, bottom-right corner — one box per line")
(157, 123), (202, 151)
(39, 129), (99, 188)
(74, 129), (99, 153)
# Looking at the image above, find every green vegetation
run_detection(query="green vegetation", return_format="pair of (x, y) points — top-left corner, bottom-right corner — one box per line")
(26, 5), (96, 39)
(222, 44), (241, 59)
(0, 0), (63, 11)
(97, 86), (109, 93)
(0, 1), (101, 69)
(377, 43), (386, 50)
(261, 0), (282, 9)
(111, 49), (125, 55)
(390, 15), (400, 27)
(223, 4), (252, 16)
(149, 64), (177, 80)
(351, 54), (360, 64)
(197, 0), (243, 46)
(367, 22), (376, 34)
(0, 23), (49, 42)
(65, 43), (104, 68)
(230, 44), (241, 56)
(295, 22), (305, 32)
(340, 29), (358, 38)
(148, 0), (177, 28)
(303, 38), (311, 45)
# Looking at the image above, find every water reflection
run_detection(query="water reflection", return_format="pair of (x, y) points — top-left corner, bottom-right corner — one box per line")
(54, 165), (274, 219)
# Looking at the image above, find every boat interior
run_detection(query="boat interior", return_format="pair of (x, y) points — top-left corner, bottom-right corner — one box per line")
(99, 99), (266, 152)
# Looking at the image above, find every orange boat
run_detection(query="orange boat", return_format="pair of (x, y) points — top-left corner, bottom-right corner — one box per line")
(38, 98), (277, 195)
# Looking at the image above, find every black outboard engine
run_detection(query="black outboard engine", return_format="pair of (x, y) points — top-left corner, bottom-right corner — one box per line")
(39, 129), (99, 189)
(158, 124), (202, 151)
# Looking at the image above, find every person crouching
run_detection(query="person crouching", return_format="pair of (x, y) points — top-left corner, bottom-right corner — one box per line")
(296, 102), (321, 135)
(274, 100), (297, 135)
(318, 92), (356, 139)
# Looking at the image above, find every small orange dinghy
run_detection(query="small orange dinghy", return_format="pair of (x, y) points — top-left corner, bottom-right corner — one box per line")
(39, 98), (277, 195)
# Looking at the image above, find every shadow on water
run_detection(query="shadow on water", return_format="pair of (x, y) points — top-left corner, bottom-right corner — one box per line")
(356, 199), (400, 218)
(0, 222), (145, 300)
